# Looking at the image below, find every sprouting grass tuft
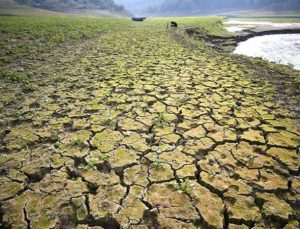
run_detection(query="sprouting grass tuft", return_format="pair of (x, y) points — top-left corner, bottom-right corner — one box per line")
(71, 138), (85, 147)
(174, 179), (192, 194)
(101, 118), (113, 126)
(0, 70), (29, 83)
(151, 154), (163, 169)
(22, 82), (38, 93)
(153, 113), (168, 128)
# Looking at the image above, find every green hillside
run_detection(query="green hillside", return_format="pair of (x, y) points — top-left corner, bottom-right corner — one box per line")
(0, 0), (129, 16)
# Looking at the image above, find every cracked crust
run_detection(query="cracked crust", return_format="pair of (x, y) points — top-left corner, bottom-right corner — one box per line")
(0, 18), (300, 229)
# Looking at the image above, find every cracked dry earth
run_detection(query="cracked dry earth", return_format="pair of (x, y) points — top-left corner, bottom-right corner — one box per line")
(1, 23), (300, 229)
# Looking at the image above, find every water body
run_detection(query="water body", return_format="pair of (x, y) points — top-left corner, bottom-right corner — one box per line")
(234, 34), (300, 70)
(224, 20), (300, 32)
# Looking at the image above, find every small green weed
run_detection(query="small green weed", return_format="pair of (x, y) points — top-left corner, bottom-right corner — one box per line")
(175, 179), (192, 194)
(87, 154), (110, 170)
(101, 118), (113, 126)
(1, 70), (29, 83)
(98, 154), (110, 162)
(177, 83), (184, 90)
(179, 95), (189, 103)
(50, 132), (60, 142)
(154, 113), (168, 128)
(22, 82), (38, 93)
(151, 154), (163, 169)
(71, 138), (85, 147)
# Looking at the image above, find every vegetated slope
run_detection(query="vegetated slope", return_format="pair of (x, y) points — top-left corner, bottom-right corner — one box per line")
(0, 0), (74, 16)
(0, 16), (299, 229)
(11, 0), (128, 15)
(151, 0), (300, 16)
(0, 0), (17, 7)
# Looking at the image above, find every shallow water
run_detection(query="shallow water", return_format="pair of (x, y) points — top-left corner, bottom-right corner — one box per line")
(225, 25), (253, 32)
(234, 34), (300, 70)
(224, 20), (300, 32)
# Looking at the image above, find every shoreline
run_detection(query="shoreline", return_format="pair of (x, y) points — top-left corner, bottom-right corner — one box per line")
(185, 26), (300, 52)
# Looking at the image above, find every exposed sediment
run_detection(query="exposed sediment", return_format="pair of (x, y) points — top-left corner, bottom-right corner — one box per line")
(0, 19), (300, 229)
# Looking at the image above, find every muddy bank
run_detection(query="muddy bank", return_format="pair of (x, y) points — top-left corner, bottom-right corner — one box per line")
(185, 26), (300, 52)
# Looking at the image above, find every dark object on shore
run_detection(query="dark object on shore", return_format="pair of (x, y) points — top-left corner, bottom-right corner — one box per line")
(170, 21), (178, 28)
(132, 17), (146, 22)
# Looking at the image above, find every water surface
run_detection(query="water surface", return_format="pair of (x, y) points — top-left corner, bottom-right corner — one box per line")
(234, 34), (300, 70)
(225, 20), (300, 32)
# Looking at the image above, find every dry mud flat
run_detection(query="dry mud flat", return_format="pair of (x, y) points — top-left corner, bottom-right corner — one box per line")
(0, 21), (300, 229)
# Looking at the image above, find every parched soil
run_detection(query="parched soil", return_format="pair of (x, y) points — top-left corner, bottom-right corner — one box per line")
(0, 21), (300, 229)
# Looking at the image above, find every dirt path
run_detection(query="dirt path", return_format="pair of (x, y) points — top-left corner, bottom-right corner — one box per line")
(0, 24), (300, 229)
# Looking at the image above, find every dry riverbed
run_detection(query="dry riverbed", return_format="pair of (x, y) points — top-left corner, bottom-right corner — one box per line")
(187, 19), (300, 52)
(0, 17), (299, 229)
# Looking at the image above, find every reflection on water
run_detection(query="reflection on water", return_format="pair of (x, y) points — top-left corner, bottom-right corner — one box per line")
(234, 34), (300, 70)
